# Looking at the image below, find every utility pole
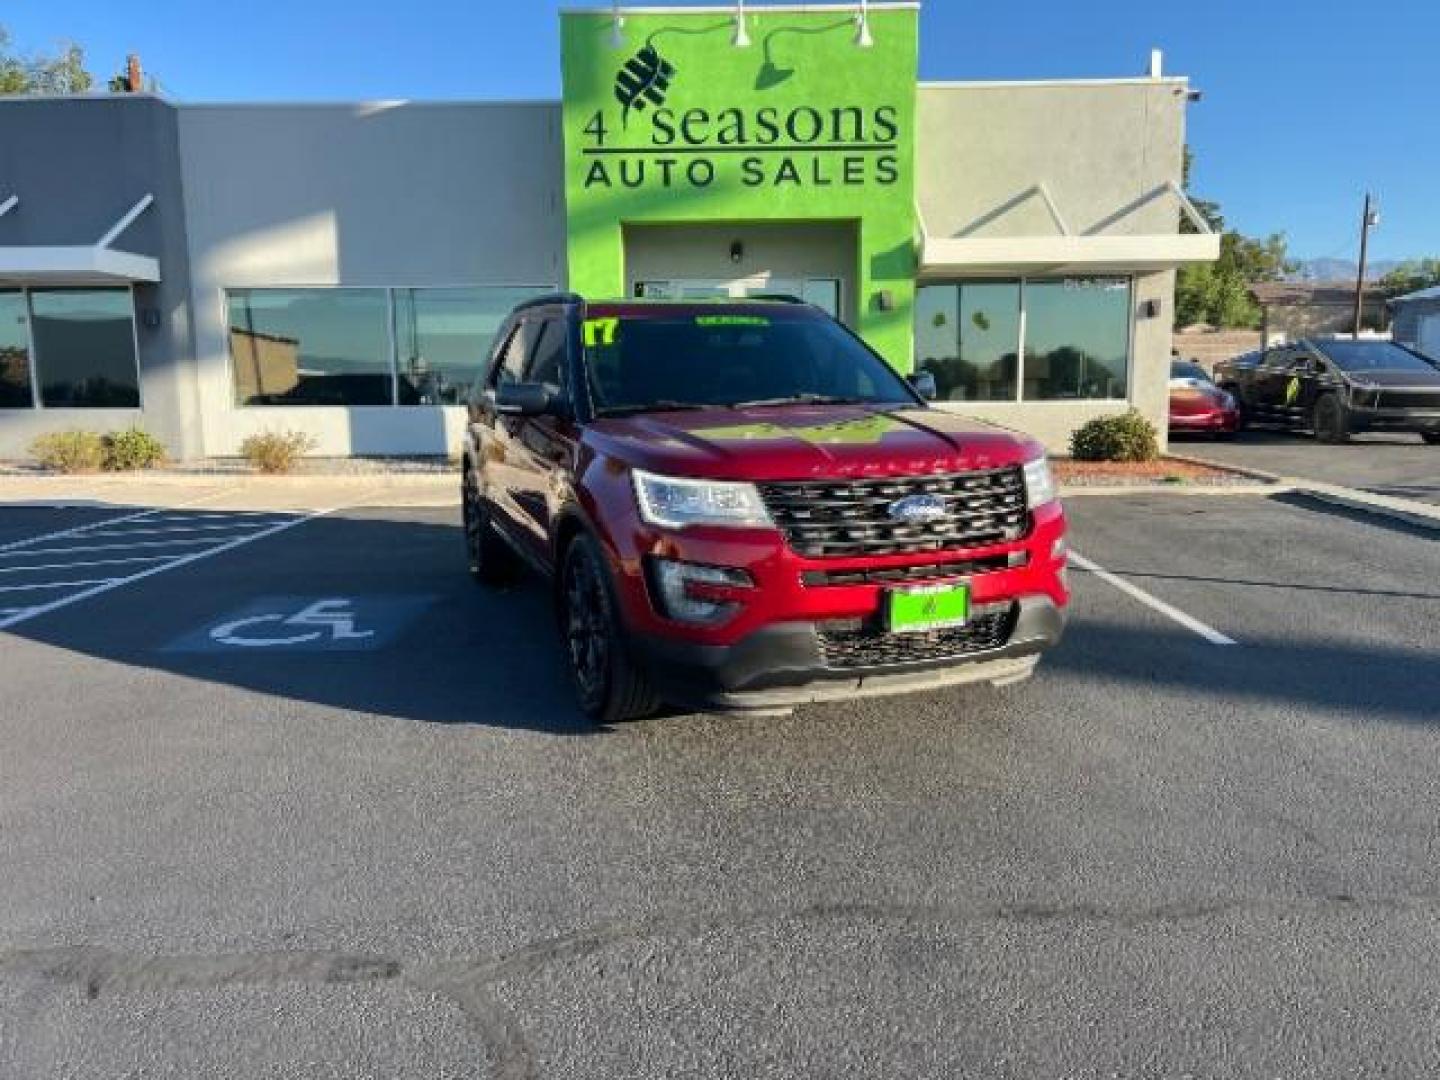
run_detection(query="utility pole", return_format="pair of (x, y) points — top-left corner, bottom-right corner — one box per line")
(1353, 193), (1379, 337)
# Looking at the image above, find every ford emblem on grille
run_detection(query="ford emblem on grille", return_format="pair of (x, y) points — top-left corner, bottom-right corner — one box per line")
(887, 493), (948, 523)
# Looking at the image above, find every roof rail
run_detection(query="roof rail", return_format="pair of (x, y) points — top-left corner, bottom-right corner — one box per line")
(513, 291), (584, 313)
(749, 293), (809, 305)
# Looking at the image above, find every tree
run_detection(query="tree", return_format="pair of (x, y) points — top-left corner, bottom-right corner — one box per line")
(1378, 258), (1440, 299)
(1174, 148), (1293, 328)
(0, 26), (93, 95)
(1179, 146), (1224, 234)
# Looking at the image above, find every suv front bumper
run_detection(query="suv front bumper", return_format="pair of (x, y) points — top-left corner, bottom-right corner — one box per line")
(631, 595), (1064, 712)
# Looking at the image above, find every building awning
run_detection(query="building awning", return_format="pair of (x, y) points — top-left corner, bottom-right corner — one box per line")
(0, 193), (159, 285)
(917, 181), (1220, 279)
(0, 245), (160, 285)
(919, 232), (1220, 278)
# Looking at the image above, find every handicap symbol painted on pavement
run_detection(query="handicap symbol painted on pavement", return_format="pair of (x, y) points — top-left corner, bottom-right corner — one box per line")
(210, 599), (376, 648)
(165, 596), (433, 653)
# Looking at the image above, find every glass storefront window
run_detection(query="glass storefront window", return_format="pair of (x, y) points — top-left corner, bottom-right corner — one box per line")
(0, 291), (33, 408)
(228, 288), (392, 406)
(1021, 278), (1131, 401)
(916, 282), (1019, 401)
(393, 286), (549, 405)
(31, 288), (140, 408)
(914, 277), (1131, 403)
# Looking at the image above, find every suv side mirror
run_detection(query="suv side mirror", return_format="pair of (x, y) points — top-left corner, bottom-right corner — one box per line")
(494, 382), (557, 417)
(907, 371), (938, 401)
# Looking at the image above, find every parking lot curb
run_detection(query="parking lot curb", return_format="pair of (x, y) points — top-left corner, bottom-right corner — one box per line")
(1059, 482), (1290, 497)
(1164, 452), (1286, 485)
(1171, 452), (1440, 534)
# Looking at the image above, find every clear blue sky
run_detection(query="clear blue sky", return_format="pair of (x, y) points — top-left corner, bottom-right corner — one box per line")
(7, 0), (1436, 262)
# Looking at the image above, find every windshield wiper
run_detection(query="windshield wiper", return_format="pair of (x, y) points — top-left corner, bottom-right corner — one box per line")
(730, 393), (872, 409)
(594, 400), (713, 418)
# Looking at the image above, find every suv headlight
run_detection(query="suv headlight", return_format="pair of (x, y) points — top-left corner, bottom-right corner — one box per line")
(632, 469), (774, 529)
(1022, 456), (1057, 510)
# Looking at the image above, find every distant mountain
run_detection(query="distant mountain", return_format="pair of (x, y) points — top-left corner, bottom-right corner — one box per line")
(1289, 257), (1406, 283)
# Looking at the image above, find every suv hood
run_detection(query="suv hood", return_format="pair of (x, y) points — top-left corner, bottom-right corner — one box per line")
(587, 404), (1041, 481)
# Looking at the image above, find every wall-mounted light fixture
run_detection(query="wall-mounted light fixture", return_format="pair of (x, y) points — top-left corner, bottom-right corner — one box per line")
(609, 2), (625, 49)
(855, 0), (874, 48)
(732, 0), (751, 47)
(729, 240), (745, 264)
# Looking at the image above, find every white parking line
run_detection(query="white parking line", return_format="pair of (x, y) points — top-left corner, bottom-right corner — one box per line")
(0, 537), (247, 558)
(0, 578), (119, 594)
(83, 522), (282, 538)
(0, 508), (337, 632)
(1069, 550), (1238, 647)
(0, 554), (178, 575)
(0, 491), (234, 553)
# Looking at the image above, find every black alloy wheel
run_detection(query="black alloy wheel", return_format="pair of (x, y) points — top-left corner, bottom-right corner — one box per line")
(563, 541), (610, 711)
(560, 534), (658, 724)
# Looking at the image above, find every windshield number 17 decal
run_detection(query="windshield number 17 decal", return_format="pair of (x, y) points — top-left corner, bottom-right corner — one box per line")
(582, 317), (619, 348)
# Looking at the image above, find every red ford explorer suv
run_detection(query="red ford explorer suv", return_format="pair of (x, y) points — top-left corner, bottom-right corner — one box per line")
(462, 294), (1068, 722)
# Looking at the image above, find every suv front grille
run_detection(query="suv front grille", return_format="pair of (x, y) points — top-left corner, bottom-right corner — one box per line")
(800, 553), (1017, 587)
(816, 603), (1017, 670)
(757, 467), (1028, 558)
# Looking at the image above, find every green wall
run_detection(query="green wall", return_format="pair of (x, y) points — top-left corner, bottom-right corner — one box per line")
(560, 5), (919, 369)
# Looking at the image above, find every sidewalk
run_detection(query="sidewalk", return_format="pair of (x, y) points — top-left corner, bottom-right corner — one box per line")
(1168, 451), (1440, 532)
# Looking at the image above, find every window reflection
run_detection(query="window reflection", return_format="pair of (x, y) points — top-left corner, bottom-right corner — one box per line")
(32, 289), (140, 408)
(915, 277), (1130, 402)
(228, 288), (392, 406)
(916, 282), (1019, 401)
(0, 291), (32, 408)
(227, 286), (552, 407)
(393, 287), (549, 405)
(1022, 279), (1131, 400)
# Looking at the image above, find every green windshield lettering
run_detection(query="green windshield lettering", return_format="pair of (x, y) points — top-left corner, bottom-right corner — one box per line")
(695, 315), (771, 327)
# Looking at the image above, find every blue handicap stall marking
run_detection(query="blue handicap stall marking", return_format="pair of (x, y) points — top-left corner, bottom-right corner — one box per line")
(166, 595), (434, 653)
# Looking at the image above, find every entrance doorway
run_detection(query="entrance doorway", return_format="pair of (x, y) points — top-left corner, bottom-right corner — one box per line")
(623, 221), (857, 325)
(634, 276), (842, 318)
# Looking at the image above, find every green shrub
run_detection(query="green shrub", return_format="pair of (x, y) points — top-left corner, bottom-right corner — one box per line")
(29, 430), (106, 473)
(239, 430), (317, 474)
(1070, 409), (1160, 463)
(102, 427), (167, 471)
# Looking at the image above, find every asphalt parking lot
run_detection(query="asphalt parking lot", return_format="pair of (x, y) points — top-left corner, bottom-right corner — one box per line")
(1177, 428), (1440, 504)
(2, 488), (1439, 1078)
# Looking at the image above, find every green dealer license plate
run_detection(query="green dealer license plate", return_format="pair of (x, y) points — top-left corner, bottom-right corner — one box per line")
(886, 582), (970, 633)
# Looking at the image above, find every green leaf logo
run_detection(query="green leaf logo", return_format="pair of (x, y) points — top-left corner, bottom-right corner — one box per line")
(614, 45), (676, 128)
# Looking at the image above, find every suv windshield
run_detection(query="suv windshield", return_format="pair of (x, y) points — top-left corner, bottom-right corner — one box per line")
(582, 309), (917, 415)
(1314, 340), (1439, 374)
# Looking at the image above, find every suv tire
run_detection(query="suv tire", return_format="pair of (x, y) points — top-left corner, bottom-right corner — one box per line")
(560, 533), (658, 724)
(1313, 394), (1351, 444)
(1422, 432), (1440, 445)
(463, 465), (519, 585)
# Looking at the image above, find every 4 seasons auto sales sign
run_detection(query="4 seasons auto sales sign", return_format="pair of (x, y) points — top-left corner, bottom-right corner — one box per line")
(559, 4), (919, 368)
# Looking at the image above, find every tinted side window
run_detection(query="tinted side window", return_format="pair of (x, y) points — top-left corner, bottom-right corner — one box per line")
(526, 319), (568, 392)
(492, 322), (532, 388)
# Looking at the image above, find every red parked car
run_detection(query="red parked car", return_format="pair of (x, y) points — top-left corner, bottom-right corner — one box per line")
(1169, 359), (1240, 436)
(463, 294), (1068, 722)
